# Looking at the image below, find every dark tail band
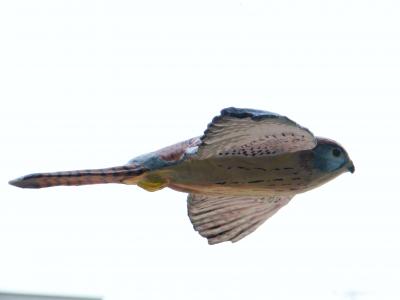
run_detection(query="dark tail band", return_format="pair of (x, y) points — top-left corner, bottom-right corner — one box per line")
(8, 165), (145, 189)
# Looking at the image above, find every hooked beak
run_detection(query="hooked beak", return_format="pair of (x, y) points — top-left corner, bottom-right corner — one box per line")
(347, 161), (355, 174)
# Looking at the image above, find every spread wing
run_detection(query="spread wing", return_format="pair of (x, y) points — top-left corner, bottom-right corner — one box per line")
(188, 193), (293, 244)
(197, 107), (316, 159)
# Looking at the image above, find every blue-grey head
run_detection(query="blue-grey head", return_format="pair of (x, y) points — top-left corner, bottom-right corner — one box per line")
(312, 137), (355, 175)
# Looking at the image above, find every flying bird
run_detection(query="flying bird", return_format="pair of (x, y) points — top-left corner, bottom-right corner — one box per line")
(9, 107), (354, 244)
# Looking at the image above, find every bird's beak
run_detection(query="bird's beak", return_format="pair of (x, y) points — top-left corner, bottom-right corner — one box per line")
(347, 161), (355, 174)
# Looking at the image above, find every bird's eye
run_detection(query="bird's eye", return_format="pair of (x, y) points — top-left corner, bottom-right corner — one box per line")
(332, 148), (341, 157)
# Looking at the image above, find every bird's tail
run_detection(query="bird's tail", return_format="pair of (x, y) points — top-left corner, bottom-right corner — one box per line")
(8, 165), (146, 189)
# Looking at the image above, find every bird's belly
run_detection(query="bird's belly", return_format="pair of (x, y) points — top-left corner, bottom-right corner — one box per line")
(165, 156), (313, 195)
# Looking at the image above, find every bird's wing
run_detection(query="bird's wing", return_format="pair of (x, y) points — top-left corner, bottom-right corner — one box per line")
(128, 137), (201, 169)
(187, 193), (293, 244)
(197, 107), (316, 159)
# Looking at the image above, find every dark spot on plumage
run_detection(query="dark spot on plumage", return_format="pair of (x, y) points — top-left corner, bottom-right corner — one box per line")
(272, 134), (277, 138)
(254, 167), (267, 171)
(282, 133), (286, 136)
(274, 168), (280, 171)
(291, 177), (301, 181)
(284, 167), (294, 170)
(273, 178), (283, 181)
(290, 187), (298, 191)
(232, 181), (239, 184)
(215, 181), (226, 185)
(237, 166), (251, 170)
(247, 180), (264, 183)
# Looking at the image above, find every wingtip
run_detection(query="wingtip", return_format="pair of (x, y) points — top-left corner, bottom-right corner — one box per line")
(220, 107), (281, 119)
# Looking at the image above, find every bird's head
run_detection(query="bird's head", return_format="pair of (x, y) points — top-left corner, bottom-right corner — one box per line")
(312, 137), (355, 175)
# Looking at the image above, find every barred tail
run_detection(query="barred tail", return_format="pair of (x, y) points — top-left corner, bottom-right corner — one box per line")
(8, 165), (146, 189)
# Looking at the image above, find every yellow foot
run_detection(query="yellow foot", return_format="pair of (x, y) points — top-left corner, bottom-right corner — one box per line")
(137, 178), (168, 192)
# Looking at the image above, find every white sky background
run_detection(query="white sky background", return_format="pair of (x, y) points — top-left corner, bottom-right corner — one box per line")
(0, 0), (399, 299)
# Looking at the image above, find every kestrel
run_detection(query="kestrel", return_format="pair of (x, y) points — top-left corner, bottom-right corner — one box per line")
(9, 107), (355, 244)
